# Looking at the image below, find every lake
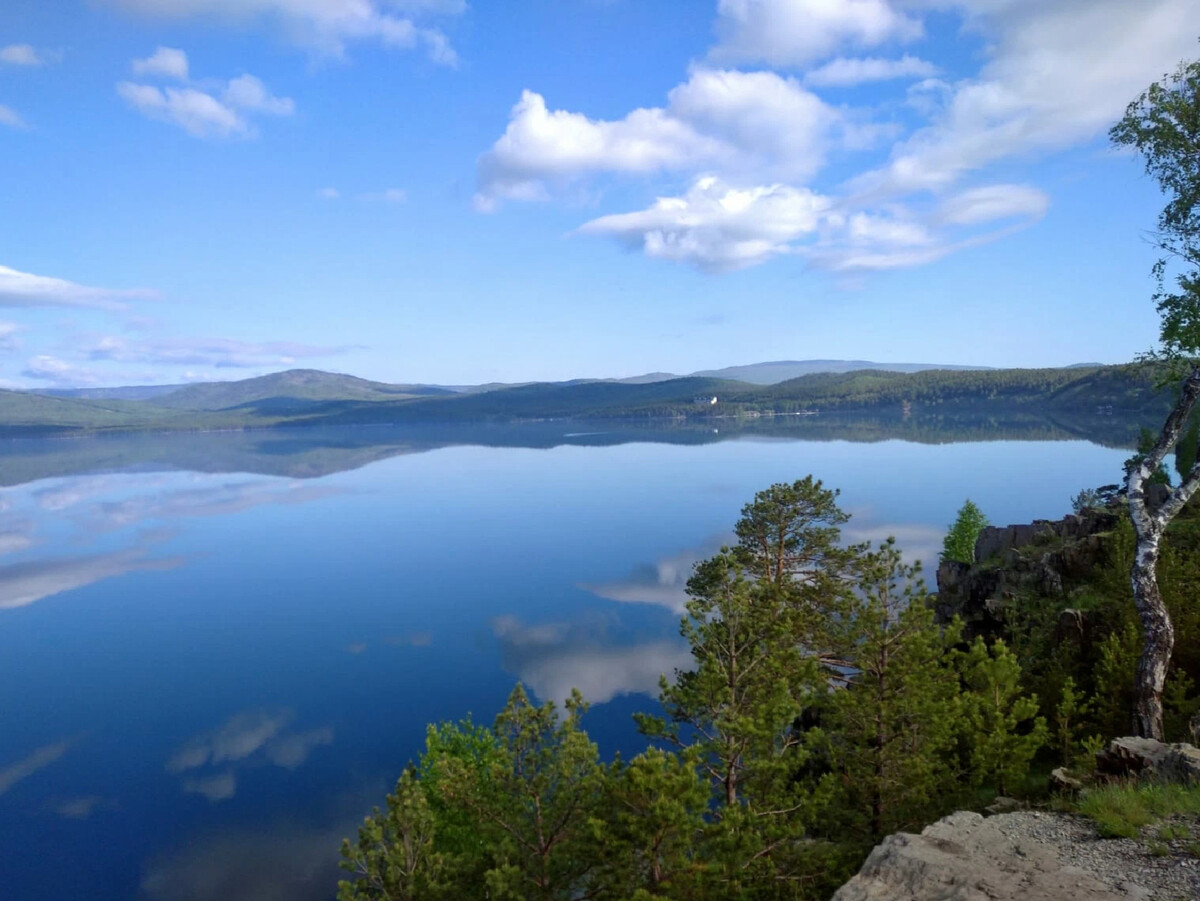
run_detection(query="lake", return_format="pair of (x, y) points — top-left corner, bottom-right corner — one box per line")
(0, 422), (1130, 901)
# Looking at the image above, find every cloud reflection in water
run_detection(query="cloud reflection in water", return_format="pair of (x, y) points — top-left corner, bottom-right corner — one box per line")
(492, 615), (691, 706)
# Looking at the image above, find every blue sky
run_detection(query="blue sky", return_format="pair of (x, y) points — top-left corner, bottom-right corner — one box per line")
(0, 0), (1196, 388)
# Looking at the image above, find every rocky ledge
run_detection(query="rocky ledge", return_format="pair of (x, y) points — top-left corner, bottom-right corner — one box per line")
(832, 808), (1199, 901)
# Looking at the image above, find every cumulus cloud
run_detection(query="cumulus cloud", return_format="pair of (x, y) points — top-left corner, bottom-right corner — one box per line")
(0, 44), (47, 66)
(805, 54), (938, 87)
(132, 46), (189, 79)
(578, 176), (831, 272)
(0, 740), (70, 796)
(481, 1), (1193, 276)
(223, 74), (295, 115)
(118, 68), (293, 139)
(0, 104), (24, 129)
(476, 90), (720, 209)
(476, 69), (840, 209)
(105, 0), (463, 64)
(0, 264), (153, 310)
(711, 0), (922, 67)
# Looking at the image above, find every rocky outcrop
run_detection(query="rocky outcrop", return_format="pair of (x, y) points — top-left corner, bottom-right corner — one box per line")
(1095, 737), (1200, 784)
(933, 506), (1119, 640)
(831, 811), (1145, 901)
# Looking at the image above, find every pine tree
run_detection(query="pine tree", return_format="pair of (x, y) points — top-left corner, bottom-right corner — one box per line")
(826, 540), (963, 841)
(941, 499), (989, 565)
(958, 638), (1047, 796)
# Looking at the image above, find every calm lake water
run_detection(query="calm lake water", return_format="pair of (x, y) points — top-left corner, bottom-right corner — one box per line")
(0, 422), (1129, 901)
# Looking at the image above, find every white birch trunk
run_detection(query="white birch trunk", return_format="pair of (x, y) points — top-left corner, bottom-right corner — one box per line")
(1126, 365), (1200, 740)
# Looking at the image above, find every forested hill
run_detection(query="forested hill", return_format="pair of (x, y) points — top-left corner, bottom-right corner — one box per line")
(0, 364), (1178, 436)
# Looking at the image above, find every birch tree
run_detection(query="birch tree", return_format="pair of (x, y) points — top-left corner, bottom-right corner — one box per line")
(1110, 48), (1200, 740)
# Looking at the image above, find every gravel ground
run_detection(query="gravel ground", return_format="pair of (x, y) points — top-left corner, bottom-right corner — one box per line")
(994, 810), (1200, 901)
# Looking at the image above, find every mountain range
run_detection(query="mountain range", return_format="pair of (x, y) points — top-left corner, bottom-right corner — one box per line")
(0, 360), (1169, 441)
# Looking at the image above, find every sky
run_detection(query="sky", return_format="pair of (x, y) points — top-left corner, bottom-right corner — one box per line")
(0, 0), (1197, 389)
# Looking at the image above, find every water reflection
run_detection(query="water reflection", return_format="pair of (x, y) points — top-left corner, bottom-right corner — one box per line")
(492, 615), (692, 706)
(0, 740), (71, 796)
(140, 822), (350, 901)
(168, 710), (334, 802)
(0, 549), (182, 610)
(0, 423), (1134, 901)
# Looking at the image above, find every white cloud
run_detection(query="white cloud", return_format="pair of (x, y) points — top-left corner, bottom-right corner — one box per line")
(83, 334), (350, 368)
(936, 183), (1049, 226)
(0, 264), (153, 309)
(317, 187), (340, 200)
(476, 90), (720, 210)
(118, 82), (246, 138)
(665, 68), (837, 180)
(0, 104), (26, 129)
(119, 54), (293, 139)
(852, 0), (1200, 197)
(711, 0), (922, 67)
(805, 54), (938, 87)
(578, 176), (831, 272)
(0, 321), (20, 353)
(486, 0), (1192, 277)
(476, 70), (839, 208)
(105, 0), (463, 64)
(0, 44), (45, 66)
(223, 74), (295, 116)
(132, 46), (189, 80)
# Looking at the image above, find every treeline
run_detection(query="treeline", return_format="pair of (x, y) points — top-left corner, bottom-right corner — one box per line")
(338, 479), (1067, 901)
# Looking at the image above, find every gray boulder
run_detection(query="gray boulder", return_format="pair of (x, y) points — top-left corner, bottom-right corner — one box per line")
(831, 811), (1140, 901)
(1095, 736), (1200, 784)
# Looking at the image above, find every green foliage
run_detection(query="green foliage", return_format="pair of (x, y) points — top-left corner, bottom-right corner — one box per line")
(593, 747), (711, 900)
(1176, 413), (1199, 480)
(942, 499), (989, 564)
(958, 638), (1048, 796)
(1110, 51), (1200, 361)
(1094, 623), (1142, 738)
(1076, 781), (1200, 839)
(1053, 677), (1095, 768)
(826, 541), (964, 839)
(1126, 427), (1173, 485)
(338, 769), (445, 901)
(339, 477), (1061, 901)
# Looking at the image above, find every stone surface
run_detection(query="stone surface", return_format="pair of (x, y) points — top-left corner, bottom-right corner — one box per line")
(830, 811), (1148, 901)
(984, 796), (1024, 815)
(1050, 766), (1083, 793)
(933, 506), (1118, 640)
(1095, 737), (1200, 785)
